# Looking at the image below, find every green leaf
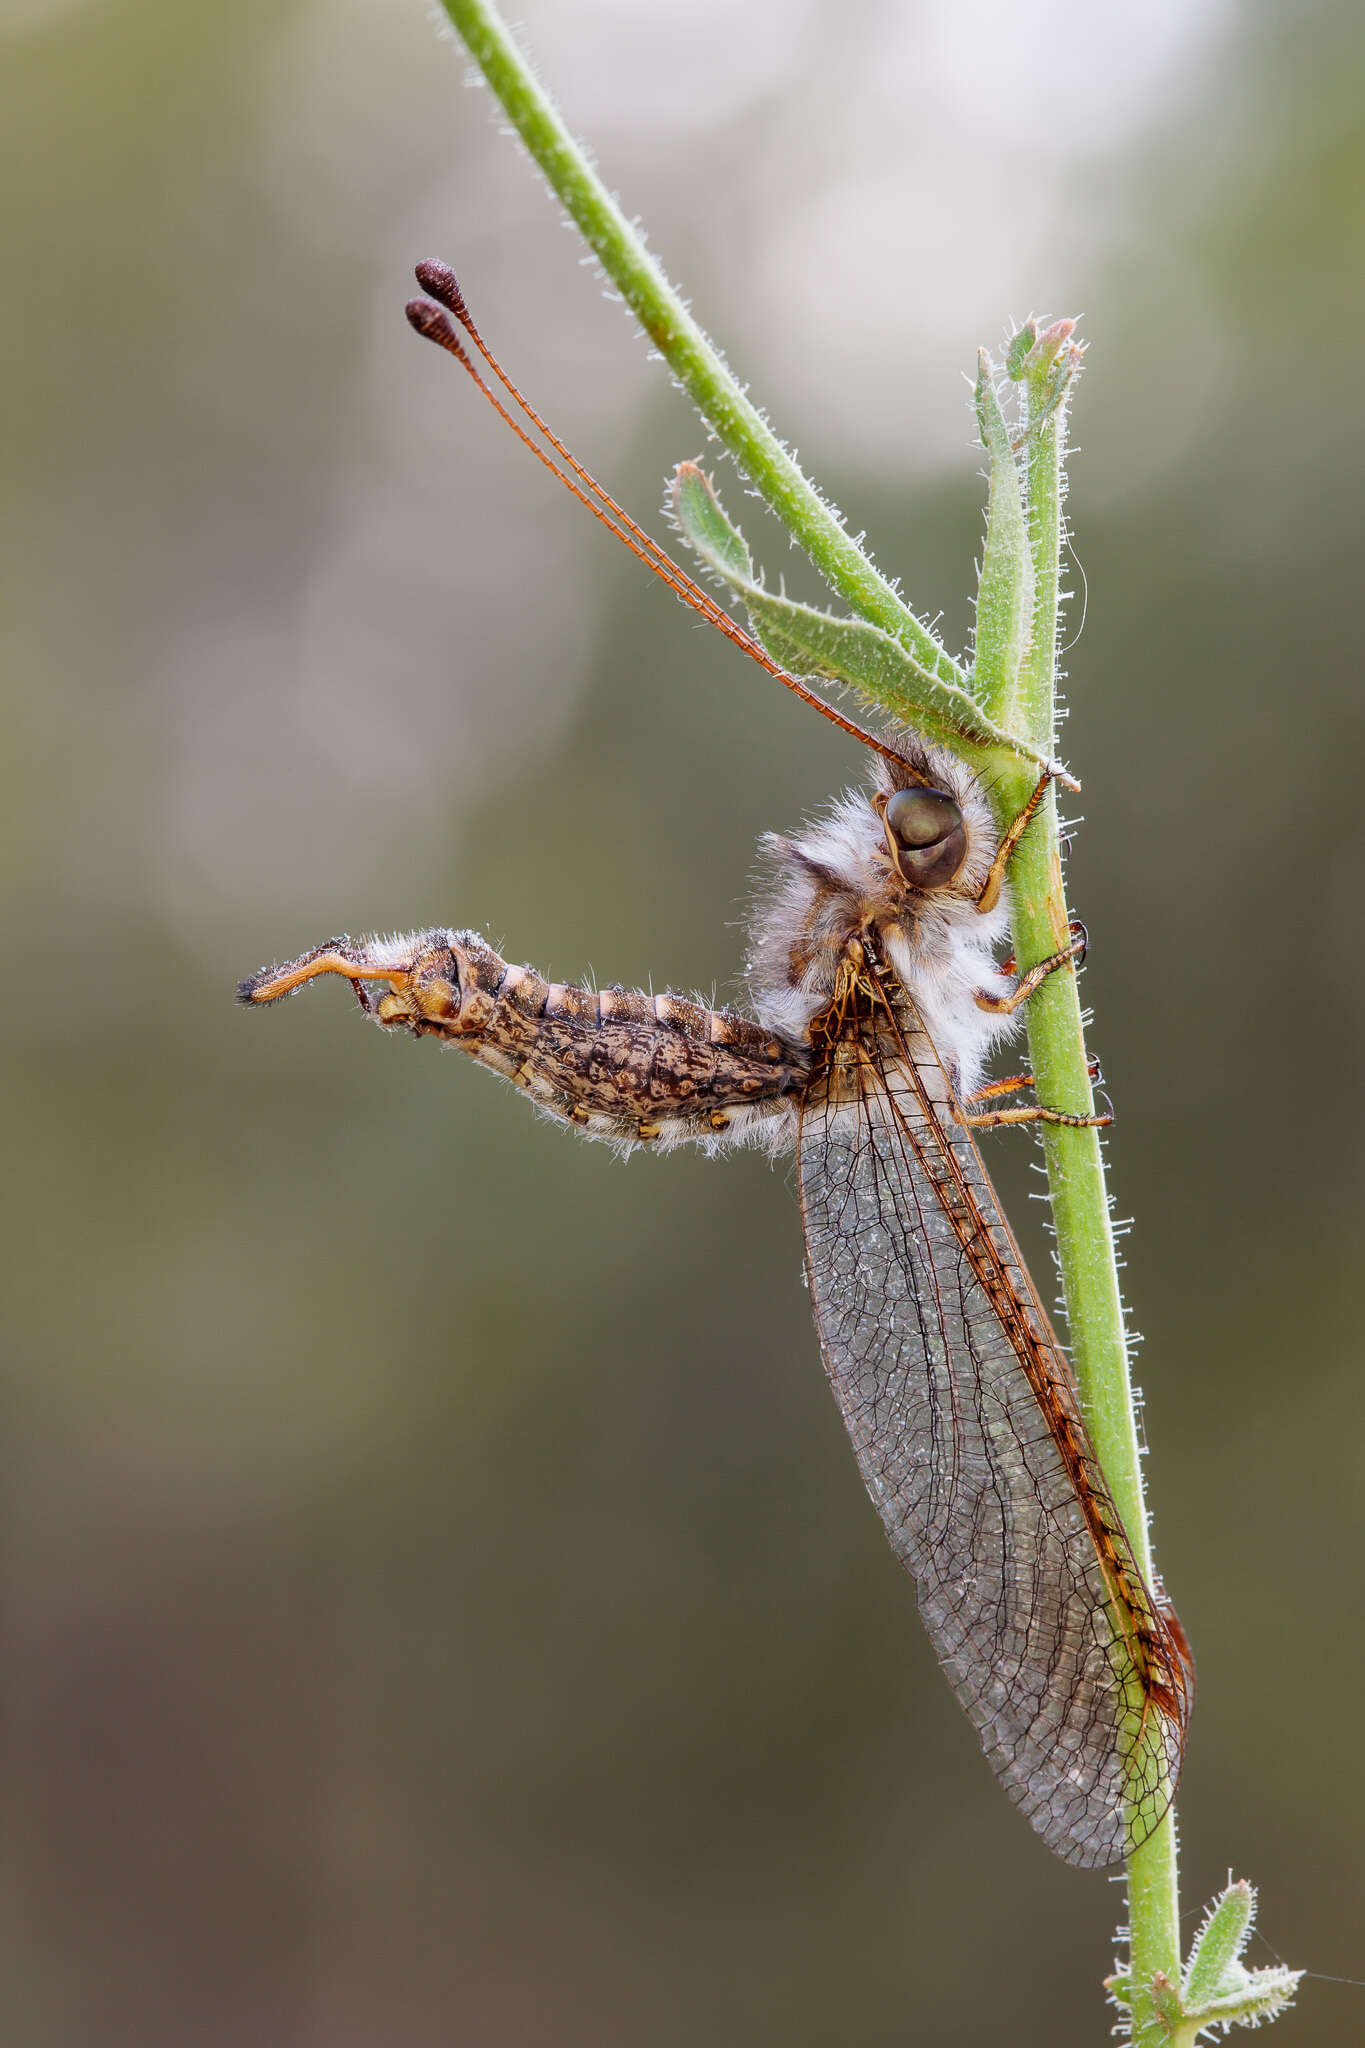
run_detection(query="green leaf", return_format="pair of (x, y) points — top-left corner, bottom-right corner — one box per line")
(670, 464), (1063, 779)
(1183, 1879), (1255, 2007)
(1015, 316), (1077, 379)
(1113, 1883), (1302, 2042)
(972, 350), (1034, 728)
(1005, 321), (1038, 380)
(1006, 319), (1083, 457)
(671, 461), (753, 581)
(1176, 1880), (1301, 2034)
(1183, 1968), (1303, 2030)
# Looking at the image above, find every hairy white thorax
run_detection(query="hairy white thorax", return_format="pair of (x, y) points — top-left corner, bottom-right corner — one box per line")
(746, 738), (1019, 1102)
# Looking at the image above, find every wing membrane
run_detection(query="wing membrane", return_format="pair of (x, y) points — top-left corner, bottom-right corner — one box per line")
(798, 1033), (1190, 1868)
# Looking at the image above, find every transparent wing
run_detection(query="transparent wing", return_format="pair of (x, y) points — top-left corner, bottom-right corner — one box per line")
(798, 1040), (1191, 1869)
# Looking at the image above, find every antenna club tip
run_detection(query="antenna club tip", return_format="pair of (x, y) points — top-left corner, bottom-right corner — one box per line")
(413, 259), (468, 323)
(405, 297), (457, 347)
(237, 973), (269, 1006)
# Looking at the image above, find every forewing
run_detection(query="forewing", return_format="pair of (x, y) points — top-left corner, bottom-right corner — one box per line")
(798, 1048), (1189, 1869)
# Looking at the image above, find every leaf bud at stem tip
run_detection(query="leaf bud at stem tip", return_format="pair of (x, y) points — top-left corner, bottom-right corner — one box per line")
(1024, 318), (1079, 379)
(414, 259), (470, 326)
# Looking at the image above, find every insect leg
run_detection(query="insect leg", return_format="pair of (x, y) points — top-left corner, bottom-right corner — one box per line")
(975, 769), (1053, 914)
(960, 1103), (1112, 1131)
(964, 1057), (1101, 1104)
(974, 925), (1087, 1015)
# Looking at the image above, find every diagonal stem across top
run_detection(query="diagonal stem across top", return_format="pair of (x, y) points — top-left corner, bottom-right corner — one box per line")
(437, 0), (967, 696)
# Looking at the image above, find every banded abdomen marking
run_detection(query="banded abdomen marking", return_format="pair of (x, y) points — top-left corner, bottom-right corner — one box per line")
(383, 929), (807, 1149)
(240, 925), (808, 1149)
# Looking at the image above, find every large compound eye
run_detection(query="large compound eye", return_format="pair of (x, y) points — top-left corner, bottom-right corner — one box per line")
(883, 786), (969, 892)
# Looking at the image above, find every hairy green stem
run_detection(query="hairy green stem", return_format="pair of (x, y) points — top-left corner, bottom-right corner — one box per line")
(438, 6), (1182, 2034)
(436, 0), (965, 692)
(1007, 351), (1179, 2044)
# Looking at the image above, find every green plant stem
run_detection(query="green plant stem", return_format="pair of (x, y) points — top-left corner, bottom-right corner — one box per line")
(1008, 369), (1180, 2046)
(440, 5), (1181, 2031)
(436, 0), (966, 693)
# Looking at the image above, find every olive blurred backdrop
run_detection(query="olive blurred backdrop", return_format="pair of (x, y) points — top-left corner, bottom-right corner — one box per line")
(4, 2), (1364, 2042)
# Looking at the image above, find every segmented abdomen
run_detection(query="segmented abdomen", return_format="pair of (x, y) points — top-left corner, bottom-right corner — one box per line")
(427, 929), (807, 1151)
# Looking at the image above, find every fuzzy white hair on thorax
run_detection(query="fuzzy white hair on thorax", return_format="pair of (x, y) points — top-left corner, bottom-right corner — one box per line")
(745, 737), (1023, 1102)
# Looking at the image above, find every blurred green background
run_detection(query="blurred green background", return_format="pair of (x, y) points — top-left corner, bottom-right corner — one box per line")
(4, 1), (1364, 2040)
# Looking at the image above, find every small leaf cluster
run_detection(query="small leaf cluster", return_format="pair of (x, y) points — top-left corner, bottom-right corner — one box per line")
(1107, 1880), (1302, 2044)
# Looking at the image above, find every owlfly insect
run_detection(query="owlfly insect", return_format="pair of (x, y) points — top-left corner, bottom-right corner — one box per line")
(242, 263), (1192, 1869)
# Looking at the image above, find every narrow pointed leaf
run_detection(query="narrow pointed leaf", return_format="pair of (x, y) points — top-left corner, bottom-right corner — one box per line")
(672, 461), (753, 580)
(1183, 1880), (1255, 2007)
(670, 464), (1062, 778)
(972, 350), (1033, 728)
(1184, 1967), (1303, 2030)
(1005, 321), (1038, 381)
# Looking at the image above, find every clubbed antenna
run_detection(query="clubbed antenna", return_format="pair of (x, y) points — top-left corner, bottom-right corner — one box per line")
(403, 263), (914, 768)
